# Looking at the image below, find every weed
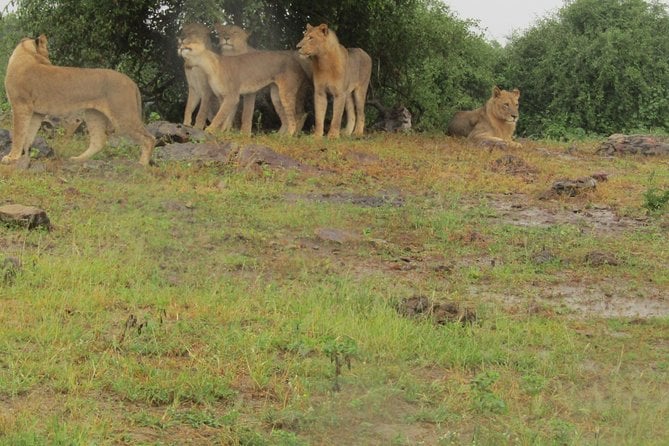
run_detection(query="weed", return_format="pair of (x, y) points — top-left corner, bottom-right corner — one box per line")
(322, 335), (358, 392)
(643, 186), (669, 213)
(470, 370), (508, 414)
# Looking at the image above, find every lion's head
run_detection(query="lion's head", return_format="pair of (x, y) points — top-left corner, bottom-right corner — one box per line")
(35, 34), (50, 61)
(215, 24), (251, 55)
(12, 34), (50, 66)
(489, 86), (520, 124)
(177, 34), (208, 61)
(178, 23), (212, 50)
(296, 23), (334, 58)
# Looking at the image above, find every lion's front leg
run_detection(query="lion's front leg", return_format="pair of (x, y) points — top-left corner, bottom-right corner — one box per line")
(507, 139), (523, 149)
(71, 110), (109, 162)
(240, 93), (256, 135)
(183, 85), (201, 127)
(193, 90), (211, 130)
(2, 105), (33, 164)
(208, 95), (239, 132)
(313, 89), (328, 138)
(327, 94), (347, 139)
(343, 95), (355, 136)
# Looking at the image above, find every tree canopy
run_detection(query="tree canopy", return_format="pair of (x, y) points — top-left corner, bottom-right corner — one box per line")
(501, 0), (669, 138)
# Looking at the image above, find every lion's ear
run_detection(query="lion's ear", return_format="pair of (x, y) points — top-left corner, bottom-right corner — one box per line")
(511, 88), (520, 98)
(306, 24), (314, 31)
(492, 86), (502, 97)
(318, 23), (329, 35)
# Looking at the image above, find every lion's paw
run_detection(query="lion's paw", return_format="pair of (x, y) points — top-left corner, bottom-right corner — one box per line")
(1, 155), (19, 164)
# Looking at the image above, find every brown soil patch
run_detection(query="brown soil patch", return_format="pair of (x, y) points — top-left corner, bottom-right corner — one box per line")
(485, 193), (646, 234)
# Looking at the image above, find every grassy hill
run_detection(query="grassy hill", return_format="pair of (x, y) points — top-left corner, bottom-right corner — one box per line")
(1, 129), (668, 445)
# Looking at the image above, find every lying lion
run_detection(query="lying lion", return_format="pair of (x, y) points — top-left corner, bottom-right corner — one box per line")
(447, 86), (522, 149)
(297, 23), (372, 138)
(177, 32), (308, 136)
(3, 36), (155, 165)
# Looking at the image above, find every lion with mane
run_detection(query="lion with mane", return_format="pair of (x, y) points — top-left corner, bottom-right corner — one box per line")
(3, 35), (155, 165)
(447, 86), (522, 148)
(296, 23), (372, 138)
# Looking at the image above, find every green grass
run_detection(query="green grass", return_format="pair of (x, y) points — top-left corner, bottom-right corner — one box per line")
(0, 130), (668, 445)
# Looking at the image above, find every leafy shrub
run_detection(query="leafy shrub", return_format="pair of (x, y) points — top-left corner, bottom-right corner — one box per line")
(501, 0), (669, 138)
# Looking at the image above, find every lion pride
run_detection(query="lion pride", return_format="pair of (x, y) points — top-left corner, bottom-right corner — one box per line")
(448, 86), (522, 149)
(3, 36), (155, 165)
(177, 32), (308, 136)
(297, 23), (372, 138)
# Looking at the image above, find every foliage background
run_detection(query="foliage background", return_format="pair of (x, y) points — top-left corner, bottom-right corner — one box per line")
(0, 0), (668, 137)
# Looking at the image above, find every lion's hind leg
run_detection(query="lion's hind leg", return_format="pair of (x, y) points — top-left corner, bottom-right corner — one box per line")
(270, 85), (289, 134)
(343, 95), (355, 136)
(352, 85), (368, 136)
(276, 84), (298, 136)
(128, 126), (156, 166)
(70, 109), (109, 162)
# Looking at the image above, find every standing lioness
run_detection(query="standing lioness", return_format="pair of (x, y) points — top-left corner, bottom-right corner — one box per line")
(297, 23), (372, 138)
(3, 36), (155, 165)
(178, 33), (308, 135)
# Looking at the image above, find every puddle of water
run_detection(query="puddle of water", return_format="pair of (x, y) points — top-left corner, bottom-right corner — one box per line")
(471, 283), (669, 319)
(485, 194), (646, 234)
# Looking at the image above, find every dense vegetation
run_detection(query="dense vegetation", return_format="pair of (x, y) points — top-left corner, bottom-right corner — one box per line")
(501, 0), (669, 138)
(0, 0), (668, 136)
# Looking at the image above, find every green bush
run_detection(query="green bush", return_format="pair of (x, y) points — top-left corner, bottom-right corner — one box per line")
(501, 0), (669, 138)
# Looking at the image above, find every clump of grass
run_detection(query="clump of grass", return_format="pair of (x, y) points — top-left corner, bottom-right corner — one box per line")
(643, 186), (669, 213)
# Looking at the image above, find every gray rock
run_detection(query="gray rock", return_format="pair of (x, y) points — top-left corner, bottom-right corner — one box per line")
(147, 121), (211, 146)
(154, 142), (238, 163)
(0, 204), (51, 230)
(597, 134), (669, 156)
(237, 145), (313, 172)
(553, 177), (597, 196)
(314, 227), (360, 244)
(0, 129), (54, 159)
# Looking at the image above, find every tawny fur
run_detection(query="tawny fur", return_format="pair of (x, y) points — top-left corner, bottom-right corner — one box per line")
(179, 23), (218, 130)
(447, 86), (521, 148)
(178, 34), (308, 136)
(3, 36), (155, 165)
(296, 23), (372, 138)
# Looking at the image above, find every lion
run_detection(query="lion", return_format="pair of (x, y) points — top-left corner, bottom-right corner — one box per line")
(296, 23), (372, 138)
(177, 32), (308, 136)
(447, 86), (521, 148)
(180, 23), (218, 130)
(3, 36), (155, 165)
(214, 23), (309, 134)
(214, 23), (260, 133)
